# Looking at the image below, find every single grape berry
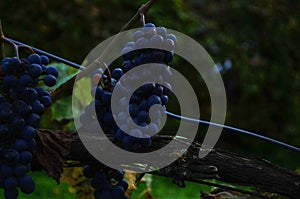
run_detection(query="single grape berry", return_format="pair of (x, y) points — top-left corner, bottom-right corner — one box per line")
(18, 175), (35, 194)
(45, 66), (59, 77)
(27, 54), (41, 64)
(43, 75), (57, 87)
(40, 55), (49, 65)
(21, 126), (36, 141)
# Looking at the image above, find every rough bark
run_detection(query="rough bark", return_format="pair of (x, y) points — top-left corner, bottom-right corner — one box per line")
(35, 130), (300, 198)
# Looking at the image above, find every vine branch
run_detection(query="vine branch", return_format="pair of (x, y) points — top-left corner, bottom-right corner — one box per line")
(34, 130), (300, 199)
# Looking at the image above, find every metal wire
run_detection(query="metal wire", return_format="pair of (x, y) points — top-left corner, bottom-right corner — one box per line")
(4, 37), (300, 153)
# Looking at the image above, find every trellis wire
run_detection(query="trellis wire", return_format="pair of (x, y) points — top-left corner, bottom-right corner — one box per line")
(3, 36), (300, 153)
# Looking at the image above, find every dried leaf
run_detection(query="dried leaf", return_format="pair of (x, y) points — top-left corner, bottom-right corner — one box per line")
(34, 129), (74, 183)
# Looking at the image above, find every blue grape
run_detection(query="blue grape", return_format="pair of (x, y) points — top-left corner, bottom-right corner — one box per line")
(27, 139), (36, 150)
(4, 177), (17, 190)
(19, 74), (33, 86)
(9, 57), (21, 68)
(144, 23), (156, 28)
(13, 139), (28, 151)
(138, 99), (148, 111)
(137, 110), (149, 123)
(27, 64), (42, 77)
(156, 27), (167, 36)
(129, 104), (139, 117)
(11, 117), (25, 132)
(130, 129), (142, 139)
(153, 85), (163, 95)
(25, 114), (40, 128)
(122, 60), (135, 72)
(83, 165), (96, 179)
(112, 186), (125, 199)
(141, 135), (152, 148)
(3, 149), (20, 165)
(103, 112), (114, 126)
(27, 54), (41, 64)
(148, 123), (158, 136)
(93, 87), (104, 100)
(97, 191), (113, 199)
(3, 75), (18, 87)
(133, 30), (145, 41)
(116, 129), (125, 141)
(4, 188), (18, 199)
(23, 88), (38, 102)
(135, 37), (148, 49)
(1, 165), (13, 178)
(112, 68), (124, 80)
(45, 66), (59, 77)
(40, 96), (52, 107)
(15, 100), (32, 117)
(43, 75), (57, 87)
(147, 95), (161, 107)
(166, 34), (177, 44)
(122, 136), (134, 147)
(117, 180), (128, 190)
(160, 95), (169, 105)
(102, 91), (112, 104)
(31, 100), (45, 115)
(21, 126), (36, 141)
(18, 175), (35, 194)
(14, 165), (27, 176)
(40, 55), (49, 65)
(149, 35), (164, 47)
(122, 47), (136, 60)
(19, 151), (32, 164)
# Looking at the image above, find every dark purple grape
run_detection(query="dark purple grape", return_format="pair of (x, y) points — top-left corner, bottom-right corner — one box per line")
(18, 175), (35, 194)
(45, 66), (59, 77)
(43, 75), (57, 87)
(27, 54), (41, 64)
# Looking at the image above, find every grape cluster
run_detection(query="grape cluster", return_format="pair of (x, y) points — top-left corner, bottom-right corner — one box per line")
(80, 23), (175, 199)
(114, 23), (175, 148)
(0, 54), (58, 199)
(81, 23), (175, 149)
(83, 165), (128, 199)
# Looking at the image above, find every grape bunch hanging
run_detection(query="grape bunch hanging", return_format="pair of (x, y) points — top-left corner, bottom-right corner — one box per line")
(0, 52), (58, 199)
(80, 23), (176, 199)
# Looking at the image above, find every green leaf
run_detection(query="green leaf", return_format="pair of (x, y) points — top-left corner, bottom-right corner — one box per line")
(42, 62), (79, 91)
(51, 95), (73, 122)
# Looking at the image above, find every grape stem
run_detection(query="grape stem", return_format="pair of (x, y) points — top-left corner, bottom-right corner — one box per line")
(0, 20), (5, 59)
(140, 13), (146, 26)
(73, 0), (157, 81)
(2, 37), (19, 58)
(103, 62), (113, 92)
(18, 45), (35, 54)
(0, 21), (19, 58)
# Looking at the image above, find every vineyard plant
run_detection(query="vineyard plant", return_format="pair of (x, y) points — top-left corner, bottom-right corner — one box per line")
(0, 0), (300, 199)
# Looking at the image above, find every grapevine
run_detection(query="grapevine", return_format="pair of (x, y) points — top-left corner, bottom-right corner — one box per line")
(0, 1), (299, 199)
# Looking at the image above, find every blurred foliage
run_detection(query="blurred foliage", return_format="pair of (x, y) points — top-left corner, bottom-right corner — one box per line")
(0, 172), (75, 199)
(1, 0), (300, 198)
